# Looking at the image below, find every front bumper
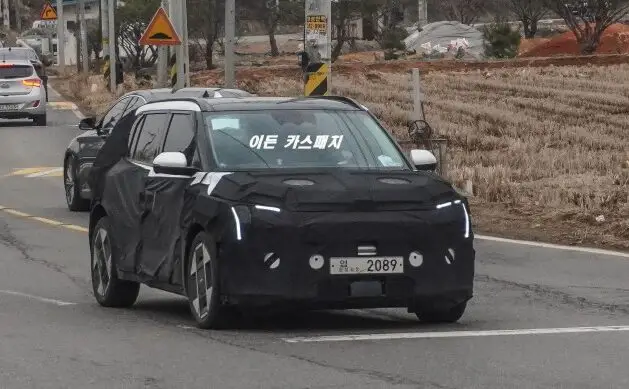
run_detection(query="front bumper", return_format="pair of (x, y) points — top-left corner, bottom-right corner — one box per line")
(217, 204), (475, 309)
(0, 88), (46, 118)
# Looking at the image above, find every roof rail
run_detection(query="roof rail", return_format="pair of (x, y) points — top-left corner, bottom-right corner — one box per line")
(303, 95), (366, 110)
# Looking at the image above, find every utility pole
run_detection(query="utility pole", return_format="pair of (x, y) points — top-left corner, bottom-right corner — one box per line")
(100, 0), (109, 73)
(224, 0), (235, 88)
(56, 0), (64, 72)
(14, 0), (20, 32)
(168, 0), (185, 89)
(3, 0), (10, 30)
(108, 0), (115, 92)
(418, 0), (427, 30)
(157, 0), (168, 87)
(182, 0), (190, 87)
(78, 0), (89, 73)
(303, 0), (332, 96)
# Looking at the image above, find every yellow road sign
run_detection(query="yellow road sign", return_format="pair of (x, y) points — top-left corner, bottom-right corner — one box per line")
(40, 2), (57, 21)
(304, 62), (329, 96)
(139, 7), (181, 46)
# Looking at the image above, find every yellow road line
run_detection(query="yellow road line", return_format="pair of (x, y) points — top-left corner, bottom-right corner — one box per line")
(4, 209), (32, 218)
(62, 225), (89, 233)
(0, 206), (88, 233)
(31, 217), (64, 226)
(4, 167), (55, 177)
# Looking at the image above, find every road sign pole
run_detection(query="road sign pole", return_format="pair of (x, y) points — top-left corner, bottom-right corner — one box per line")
(303, 0), (331, 96)
(56, 0), (64, 72)
(224, 0), (235, 88)
(139, 6), (182, 88)
(108, 0), (115, 92)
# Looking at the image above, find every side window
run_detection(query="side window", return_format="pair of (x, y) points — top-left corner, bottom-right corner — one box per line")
(163, 114), (196, 164)
(124, 96), (145, 116)
(132, 113), (169, 164)
(100, 97), (131, 131)
(127, 115), (146, 156)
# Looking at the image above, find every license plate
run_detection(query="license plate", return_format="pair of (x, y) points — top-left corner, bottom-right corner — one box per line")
(0, 104), (19, 111)
(330, 256), (404, 275)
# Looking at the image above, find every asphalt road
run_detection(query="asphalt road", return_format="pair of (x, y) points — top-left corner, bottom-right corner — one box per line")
(0, 89), (628, 389)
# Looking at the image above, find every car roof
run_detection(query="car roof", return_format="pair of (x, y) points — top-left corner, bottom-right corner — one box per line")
(0, 58), (34, 66)
(0, 47), (41, 62)
(121, 87), (253, 102)
(140, 95), (365, 113)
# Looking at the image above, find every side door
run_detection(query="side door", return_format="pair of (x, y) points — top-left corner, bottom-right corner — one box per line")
(139, 111), (200, 285)
(109, 111), (169, 275)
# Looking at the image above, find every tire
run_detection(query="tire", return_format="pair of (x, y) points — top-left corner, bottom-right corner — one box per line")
(414, 301), (468, 324)
(33, 114), (46, 126)
(186, 231), (232, 329)
(91, 216), (140, 308)
(64, 156), (91, 212)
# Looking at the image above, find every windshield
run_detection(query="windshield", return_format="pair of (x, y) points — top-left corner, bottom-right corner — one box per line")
(0, 49), (39, 62)
(0, 64), (34, 79)
(204, 109), (409, 170)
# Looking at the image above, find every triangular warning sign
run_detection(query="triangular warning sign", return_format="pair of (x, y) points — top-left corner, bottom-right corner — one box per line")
(139, 7), (181, 46)
(40, 2), (57, 21)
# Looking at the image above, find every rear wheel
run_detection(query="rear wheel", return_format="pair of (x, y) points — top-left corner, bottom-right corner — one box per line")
(91, 216), (140, 308)
(413, 301), (468, 324)
(186, 232), (233, 329)
(33, 114), (46, 126)
(64, 156), (90, 212)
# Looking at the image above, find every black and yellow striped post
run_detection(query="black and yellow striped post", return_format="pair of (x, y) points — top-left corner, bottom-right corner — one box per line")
(304, 61), (329, 96)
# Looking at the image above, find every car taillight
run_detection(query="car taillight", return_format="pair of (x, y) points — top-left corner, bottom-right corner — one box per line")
(23, 79), (41, 87)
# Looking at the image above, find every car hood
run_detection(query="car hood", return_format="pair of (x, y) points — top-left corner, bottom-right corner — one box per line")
(205, 169), (461, 212)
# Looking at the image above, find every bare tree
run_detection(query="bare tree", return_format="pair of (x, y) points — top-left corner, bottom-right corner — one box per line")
(545, 0), (629, 54)
(441, 0), (488, 25)
(507, 0), (548, 38)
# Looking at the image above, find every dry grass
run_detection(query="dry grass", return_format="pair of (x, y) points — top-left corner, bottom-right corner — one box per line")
(52, 64), (629, 250)
(247, 65), (629, 249)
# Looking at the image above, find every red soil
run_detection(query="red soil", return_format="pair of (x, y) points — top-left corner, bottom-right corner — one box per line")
(522, 23), (629, 57)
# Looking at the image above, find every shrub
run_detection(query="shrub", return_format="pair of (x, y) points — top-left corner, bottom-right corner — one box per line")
(482, 20), (522, 59)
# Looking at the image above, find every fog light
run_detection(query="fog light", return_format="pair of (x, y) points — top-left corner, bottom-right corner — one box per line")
(309, 254), (324, 270)
(409, 251), (423, 267)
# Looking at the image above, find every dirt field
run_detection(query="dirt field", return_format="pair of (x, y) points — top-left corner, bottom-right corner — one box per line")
(52, 58), (629, 252)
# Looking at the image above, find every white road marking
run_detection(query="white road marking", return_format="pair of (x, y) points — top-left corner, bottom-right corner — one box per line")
(0, 290), (77, 306)
(475, 234), (629, 258)
(282, 326), (629, 343)
(25, 167), (63, 178)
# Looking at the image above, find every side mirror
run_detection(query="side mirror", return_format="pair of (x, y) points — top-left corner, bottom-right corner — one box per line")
(153, 152), (198, 176)
(78, 117), (96, 131)
(410, 149), (437, 171)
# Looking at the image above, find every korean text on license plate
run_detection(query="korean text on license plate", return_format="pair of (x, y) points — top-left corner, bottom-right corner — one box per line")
(0, 104), (19, 111)
(330, 257), (404, 275)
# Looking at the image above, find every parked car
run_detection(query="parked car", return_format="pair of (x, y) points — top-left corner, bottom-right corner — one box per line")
(87, 94), (475, 329)
(63, 87), (253, 211)
(0, 59), (47, 126)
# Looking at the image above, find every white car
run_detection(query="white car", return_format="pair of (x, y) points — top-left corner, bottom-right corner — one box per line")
(0, 59), (47, 126)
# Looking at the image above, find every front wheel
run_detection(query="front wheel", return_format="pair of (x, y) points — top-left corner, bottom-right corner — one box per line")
(91, 216), (140, 308)
(186, 232), (233, 329)
(64, 156), (90, 212)
(413, 301), (468, 324)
